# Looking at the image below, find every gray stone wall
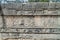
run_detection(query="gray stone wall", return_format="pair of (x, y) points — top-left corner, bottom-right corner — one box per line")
(0, 2), (60, 40)
(1, 2), (60, 15)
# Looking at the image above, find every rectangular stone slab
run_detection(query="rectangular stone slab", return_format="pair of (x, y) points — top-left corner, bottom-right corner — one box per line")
(0, 33), (60, 39)
(2, 9), (60, 15)
(2, 16), (60, 28)
(0, 28), (60, 34)
(1, 3), (22, 10)
(2, 2), (60, 10)
(1, 2), (58, 11)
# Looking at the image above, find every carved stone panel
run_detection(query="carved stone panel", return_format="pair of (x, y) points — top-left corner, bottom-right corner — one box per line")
(34, 16), (58, 28)
(3, 16), (60, 28)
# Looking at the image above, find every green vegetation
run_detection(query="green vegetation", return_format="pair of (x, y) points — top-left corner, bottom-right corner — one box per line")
(28, 0), (49, 2)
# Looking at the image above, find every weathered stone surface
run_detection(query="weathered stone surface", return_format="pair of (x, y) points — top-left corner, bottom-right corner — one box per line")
(44, 10), (58, 15)
(34, 16), (58, 28)
(0, 16), (3, 28)
(48, 2), (56, 9)
(19, 34), (60, 39)
(1, 3), (22, 10)
(1, 2), (57, 10)
(2, 9), (60, 15)
(56, 9), (60, 15)
(0, 33), (60, 39)
(1, 2), (59, 10)
(56, 2), (60, 8)
(33, 11), (43, 15)
(1, 2), (60, 40)
(19, 11), (34, 15)
(0, 28), (60, 34)
(1, 16), (59, 28)
(4, 16), (34, 28)
(2, 2), (60, 15)
(2, 8), (17, 15)
(3, 38), (60, 40)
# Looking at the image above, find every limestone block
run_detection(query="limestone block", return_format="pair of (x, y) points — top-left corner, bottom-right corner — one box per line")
(2, 2), (60, 11)
(4, 16), (21, 28)
(6, 29), (17, 32)
(34, 16), (58, 28)
(4, 3), (13, 9)
(47, 10), (58, 15)
(4, 16), (60, 28)
(57, 17), (60, 27)
(0, 16), (3, 28)
(2, 9), (17, 15)
(16, 3), (22, 10)
(1, 28), (60, 34)
(56, 10), (60, 15)
(4, 16), (14, 28)
(1, 3), (22, 10)
(2, 9), (60, 15)
(9, 3), (22, 10)
(7, 3), (22, 10)
(34, 2), (48, 10)
(42, 2), (48, 8)
(23, 16), (34, 28)
(4, 16), (34, 28)
(56, 2), (60, 8)
(18, 28), (60, 34)
(2, 8), (8, 15)
(23, 3), (33, 10)
(16, 11), (22, 15)
(0, 29), (18, 32)
(1, 4), (8, 9)
(34, 2), (43, 10)
(4, 16), (22, 28)
(34, 10), (43, 15)
(7, 10), (16, 15)
(34, 16), (44, 28)
(43, 10), (58, 15)
(9, 33), (19, 38)
(43, 10), (48, 14)
(19, 34), (60, 39)
(2, 2), (60, 15)
(6, 3), (16, 9)
(17, 11), (33, 15)
(48, 2), (56, 9)
(0, 33), (60, 39)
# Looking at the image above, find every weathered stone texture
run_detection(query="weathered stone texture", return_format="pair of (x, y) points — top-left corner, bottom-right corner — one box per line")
(3, 16), (59, 28)
(56, 2), (60, 8)
(34, 16), (58, 28)
(1, 2), (60, 15)
(0, 33), (60, 39)
(0, 16), (3, 28)
(0, 16), (60, 39)
(1, 2), (60, 40)
(4, 16), (34, 28)
(2, 9), (60, 15)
